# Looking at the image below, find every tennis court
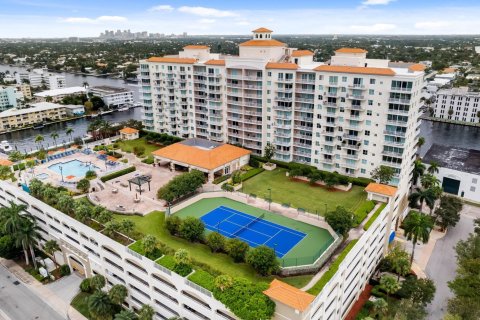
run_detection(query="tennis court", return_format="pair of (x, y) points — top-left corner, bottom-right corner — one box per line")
(201, 206), (306, 258)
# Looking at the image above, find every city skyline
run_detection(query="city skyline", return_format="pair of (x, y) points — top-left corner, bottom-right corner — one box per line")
(0, 0), (480, 38)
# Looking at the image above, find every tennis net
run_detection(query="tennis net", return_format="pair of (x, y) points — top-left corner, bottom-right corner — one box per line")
(232, 213), (265, 237)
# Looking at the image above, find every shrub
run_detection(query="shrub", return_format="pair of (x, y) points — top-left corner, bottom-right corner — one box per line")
(179, 217), (205, 242)
(349, 177), (373, 187)
(246, 245), (279, 276)
(221, 183), (234, 192)
(165, 216), (182, 236)
(173, 263), (193, 277)
(59, 264), (71, 276)
(206, 232), (225, 252)
(0, 235), (19, 259)
(240, 167), (264, 181)
(226, 238), (250, 263)
(157, 170), (205, 202)
(133, 145), (145, 156)
(325, 206), (356, 235)
(141, 157), (154, 164)
(213, 174), (231, 185)
(188, 269), (216, 291)
(12, 163), (26, 171)
(85, 170), (97, 180)
(80, 278), (92, 293)
(100, 166), (136, 182)
(248, 157), (260, 168)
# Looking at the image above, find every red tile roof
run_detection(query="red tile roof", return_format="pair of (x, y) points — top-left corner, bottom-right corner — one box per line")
(265, 62), (299, 70)
(252, 27), (273, 33)
(365, 183), (397, 197)
(263, 279), (315, 311)
(239, 39), (286, 47)
(314, 65), (396, 76)
(119, 127), (139, 134)
(335, 48), (368, 54)
(146, 57), (197, 64)
(204, 59), (226, 66)
(292, 50), (314, 57)
(183, 45), (209, 50)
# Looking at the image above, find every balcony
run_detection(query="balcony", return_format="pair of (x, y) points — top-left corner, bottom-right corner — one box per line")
(274, 131), (292, 138)
(381, 161), (402, 169)
(384, 140), (405, 147)
(295, 88), (315, 94)
(324, 102), (338, 107)
(386, 120), (408, 126)
(348, 84), (366, 89)
(277, 78), (294, 83)
(296, 97), (315, 103)
(276, 87), (294, 93)
(326, 92), (338, 97)
(387, 109), (409, 115)
(343, 133), (361, 141)
(244, 126), (262, 133)
(275, 123), (292, 130)
(390, 87), (412, 92)
(383, 130), (406, 137)
(273, 105), (291, 111)
(343, 153), (359, 160)
(388, 98), (411, 104)
(296, 78), (315, 84)
(274, 139), (291, 147)
(226, 83), (243, 88)
(294, 141), (312, 148)
(346, 94), (365, 100)
(294, 116), (314, 122)
(382, 150), (403, 157)
(244, 84), (262, 90)
(328, 82), (339, 87)
(275, 96), (293, 102)
(244, 75), (263, 81)
(343, 143), (361, 150)
(320, 158), (334, 164)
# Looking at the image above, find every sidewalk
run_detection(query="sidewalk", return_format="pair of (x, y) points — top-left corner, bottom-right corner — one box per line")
(0, 258), (86, 320)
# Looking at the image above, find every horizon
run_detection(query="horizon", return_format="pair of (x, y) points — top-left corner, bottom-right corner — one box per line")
(1, 0), (480, 38)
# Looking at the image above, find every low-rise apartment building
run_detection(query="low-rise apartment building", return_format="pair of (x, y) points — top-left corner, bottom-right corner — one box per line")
(0, 102), (67, 132)
(16, 68), (66, 89)
(0, 86), (18, 111)
(432, 87), (480, 123)
(89, 86), (134, 108)
(34, 86), (86, 102)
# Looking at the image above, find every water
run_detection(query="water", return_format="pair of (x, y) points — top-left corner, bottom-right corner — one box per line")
(48, 159), (100, 177)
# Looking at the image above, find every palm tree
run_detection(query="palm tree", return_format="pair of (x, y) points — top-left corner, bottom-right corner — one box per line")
(90, 274), (106, 291)
(392, 255), (410, 281)
(403, 211), (434, 264)
(50, 132), (59, 148)
(420, 173), (440, 189)
(114, 310), (137, 320)
(35, 135), (44, 149)
(379, 275), (401, 300)
(138, 305), (154, 320)
(100, 121), (113, 139)
(0, 201), (32, 265)
(416, 136), (425, 153)
(16, 218), (40, 269)
(427, 161), (440, 174)
(108, 284), (128, 306)
(372, 298), (388, 318)
(43, 240), (60, 266)
(411, 160), (426, 191)
(408, 188), (436, 213)
(57, 194), (75, 215)
(88, 290), (113, 320)
(66, 128), (74, 142)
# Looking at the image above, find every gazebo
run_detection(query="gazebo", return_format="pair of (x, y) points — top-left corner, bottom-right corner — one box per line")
(127, 175), (151, 195)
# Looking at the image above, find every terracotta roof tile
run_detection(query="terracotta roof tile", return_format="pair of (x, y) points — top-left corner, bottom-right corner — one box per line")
(119, 127), (139, 134)
(365, 183), (397, 197)
(252, 27), (273, 33)
(408, 64), (427, 72)
(146, 57), (197, 64)
(314, 65), (395, 76)
(152, 142), (251, 170)
(0, 159), (13, 166)
(335, 48), (368, 54)
(263, 279), (315, 311)
(204, 59), (226, 66)
(292, 50), (314, 57)
(266, 62), (298, 70)
(239, 39), (286, 47)
(443, 67), (457, 73)
(183, 45), (209, 50)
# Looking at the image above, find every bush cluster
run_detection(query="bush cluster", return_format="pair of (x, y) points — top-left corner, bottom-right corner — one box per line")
(157, 170), (205, 203)
(100, 166), (136, 182)
(289, 163), (350, 187)
(143, 131), (182, 146)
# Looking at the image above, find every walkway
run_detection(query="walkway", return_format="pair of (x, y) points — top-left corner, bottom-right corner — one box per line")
(0, 258), (86, 320)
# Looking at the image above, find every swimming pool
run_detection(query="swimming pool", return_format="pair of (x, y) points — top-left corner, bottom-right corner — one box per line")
(48, 160), (100, 178)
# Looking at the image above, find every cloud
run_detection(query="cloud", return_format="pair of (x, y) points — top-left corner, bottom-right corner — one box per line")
(236, 21), (251, 26)
(199, 19), (216, 24)
(148, 5), (174, 12)
(178, 6), (237, 18)
(350, 23), (396, 32)
(361, 0), (395, 5)
(62, 15), (127, 24)
(414, 21), (452, 29)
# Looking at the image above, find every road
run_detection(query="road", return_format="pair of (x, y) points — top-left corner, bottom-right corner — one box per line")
(0, 265), (64, 320)
(425, 205), (480, 320)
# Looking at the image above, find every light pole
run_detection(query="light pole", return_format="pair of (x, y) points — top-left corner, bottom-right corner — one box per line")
(268, 188), (272, 211)
(59, 165), (64, 182)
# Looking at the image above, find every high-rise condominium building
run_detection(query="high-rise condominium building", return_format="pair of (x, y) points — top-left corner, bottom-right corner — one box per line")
(140, 28), (424, 193)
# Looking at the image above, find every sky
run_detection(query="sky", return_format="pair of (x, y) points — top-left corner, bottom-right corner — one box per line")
(1, 0), (480, 38)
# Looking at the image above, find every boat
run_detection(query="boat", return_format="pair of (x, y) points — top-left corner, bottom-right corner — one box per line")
(33, 122), (45, 129)
(0, 141), (13, 154)
(117, 106), (129, 112)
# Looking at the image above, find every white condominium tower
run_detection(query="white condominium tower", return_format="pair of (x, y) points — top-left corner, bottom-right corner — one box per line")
(140, 28), (424, 191)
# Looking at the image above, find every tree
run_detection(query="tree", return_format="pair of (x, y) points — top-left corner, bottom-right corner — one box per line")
(57, 194), (75, 215)
(214, 275), (234, 292)
(66, 127), (74, 142)
(15, 218), (40, 269)
(103, 221), (119, 238)
(411, 160), (426, 190)
(417, 136), (425, 152)
(43, 239), (60, 265)
(408, 188), (437, 213)
(0, 235), (19, 259)
(50, 132), (59, 147)
(157, 170), (205, 202)
(206, 232), (225, 252)
(141, 235), (160, 258)
(88, 290), (113, 320)
(8, 151), (24, 163)
(246, 245), (279, 276)
(179, 217), (204, 242)
(77, 178), (91, 193)
(420, 173), (440, 189)
(226, 238), (250, 262)
(84, 100), (94, 112)
(108, 284), (128, 306)
(325, 206), (355, 236)
(91, 96), (106, 111)
(394, 298), (428, 320)
(138, 305), (154, 320)
(403, 211), (433, 264)
(372, 298), (388, 318)
(397, 276), (436, 306)
(379, 275), (401, 299)
(97, 209), (113, 224)
(173, 248), (190, 266)
(90, 274), (106, 291)
(371, 166), (395, 184)
(35, 135), (44, 149)
(74, 203), (91, 222)
(434, 198), (461, 231)
(119, 219), (135, 238)
(45, 96), (53, 102)
(114, 310), (137, 320)
(427, 161), (440, 174)
(165, 216), (182, 235)
(263, 142), (275, 163)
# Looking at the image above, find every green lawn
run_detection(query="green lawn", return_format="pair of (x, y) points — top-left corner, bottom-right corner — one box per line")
(116, 138), (162, 161)
(71, 292), (91, 318)
(174, 197), (335, 267)
(243, 168), (368, 215)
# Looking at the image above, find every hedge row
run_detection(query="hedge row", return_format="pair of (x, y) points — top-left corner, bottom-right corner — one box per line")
(363, 203), (387, 231)
(13, 163), (26, 171)
(213, 174), (231, 185)
(307, 239), (359, 295)
(353, 200), (376, 226)
(100, 166), (136, 182)
(141, 130), (182, 146)
(240, 167), (265, 182)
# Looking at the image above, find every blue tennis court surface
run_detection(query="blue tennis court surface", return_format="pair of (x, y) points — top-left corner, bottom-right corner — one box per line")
(200, 206), (306, 258)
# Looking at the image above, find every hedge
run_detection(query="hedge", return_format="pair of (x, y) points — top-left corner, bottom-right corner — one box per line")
(213, 174), (231, 185)
(240, 168), (265, 182)
(188, 269), (215, 290)
(13, 163), (26, 171)
(350, 177), (374, 187)
(141, 157), (154, 164)
(307, 240), (359, 295)
(250, 155), (291, 169)
(363, 203), (387, 231)
(100, 166), (136, 182)
(353, 200), (376, 226)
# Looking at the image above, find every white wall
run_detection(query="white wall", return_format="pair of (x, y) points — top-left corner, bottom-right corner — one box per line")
(435, 166), (480, 203)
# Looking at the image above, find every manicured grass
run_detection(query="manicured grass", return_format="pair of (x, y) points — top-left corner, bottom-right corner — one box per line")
(243, 168), (368, 215)
(116, 138), (161, 157)
(174, 197), (335, 267)
(279, 274), (314, 289)
(114, 211), (268, 282)
(156, 255), (176, 270)
(71, 292), (91, 318)
(363, 203), (387, 231)
(354, 200), (376, 226)
(188, 269), (216, 291)
(307, 240), (358, 295)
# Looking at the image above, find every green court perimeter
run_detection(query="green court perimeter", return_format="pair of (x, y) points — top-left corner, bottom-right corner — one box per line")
(174, 197), (335, 267)
(243, 168), (368, 215)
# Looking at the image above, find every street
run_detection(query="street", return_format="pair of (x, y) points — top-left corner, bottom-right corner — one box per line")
(425, 205), (480, 320)
(0, 265), (65, 320)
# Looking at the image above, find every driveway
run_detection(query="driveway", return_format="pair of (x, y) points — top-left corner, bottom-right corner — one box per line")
(46, 272), (83, 304)
(425, 205), (480, 320)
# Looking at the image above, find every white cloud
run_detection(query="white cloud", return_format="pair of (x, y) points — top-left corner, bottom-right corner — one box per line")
(178, 6), (237, 18)
(199, 19), (216, 24)
(236, 21), (251, 26)
(414, 21), (452, 29)
(361, 0), (395, 5)
(148, 5), (174, 12)
(62, 15), (127, 24)
(350, 23), (396, 32)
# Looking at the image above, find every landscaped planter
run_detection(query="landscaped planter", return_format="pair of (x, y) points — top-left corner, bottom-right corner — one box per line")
(263, 163), (276, 171)
(233, 183), (243, 191)
(293, 176), (353, 191)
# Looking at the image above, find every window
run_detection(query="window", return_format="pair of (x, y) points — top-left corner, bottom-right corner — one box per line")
(470, 186), (476, 192)
(363, 150), (368, 155)
(370, 79), (376, 85)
